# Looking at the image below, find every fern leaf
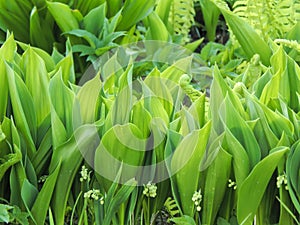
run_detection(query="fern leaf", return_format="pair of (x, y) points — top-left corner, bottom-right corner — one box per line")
(233, 0), (300, 41)
(168, 0), (195, 44)
(164, 197), (180, 217)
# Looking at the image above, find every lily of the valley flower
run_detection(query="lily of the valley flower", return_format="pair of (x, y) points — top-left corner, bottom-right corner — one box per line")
(143, 182), (157, 198)
(192, 189), (202, 212)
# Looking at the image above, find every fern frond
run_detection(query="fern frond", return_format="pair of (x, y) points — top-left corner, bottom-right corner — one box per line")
(180, 74), (202, 102)
(168, 0), (195, 44)
(274, 39), (300, 52)
(233, 0), (300, 41)
(164, 197), (180, 217)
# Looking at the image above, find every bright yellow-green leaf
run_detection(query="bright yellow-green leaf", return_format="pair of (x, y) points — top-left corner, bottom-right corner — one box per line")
(47, 2), (80, 33)
(171, 121), (211, 216)
(21, 48), (50, 126)
(237, 147), (289, 225)
(77, 73), (102, 124)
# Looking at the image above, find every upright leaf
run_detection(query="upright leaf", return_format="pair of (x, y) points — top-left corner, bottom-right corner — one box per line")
(237, 147), (289, 225)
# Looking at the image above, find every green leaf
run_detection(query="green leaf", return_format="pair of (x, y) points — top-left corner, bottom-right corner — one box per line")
(103, 179), (137, 225)
(21, 179), (38, 210)
(171, 121), (211, 216)
(49, 69), (75, 141)
(116, 0), (156, 31)
(170, 215), (196, 225)
(29, 6), (54, 52)
(17, 41), (55, 72)
(210, 65), (247, 135)
(202, 148), (232, 225)
(66, 29), (99, 48)
(0, 34), (17, 122)
(77, 73), (102, 124)
(109, 65), (133, 126)
(213, 2), (271, 65)
(50, 125), (100, 225)
(31, 162), (61, 225)
(95, 123), (145, 189)
(287, 141), (300, 213)
(224, 128), (250, 186)
(245, 93), (279, 156)
(83, 3), (106, 35)
(237, 147), (289, 225)
(131, 101), (152, 138)
(144, 68), (174, 118)
(146, 11), (169, 41)
(47, 2), (80, 32)
(6, 63), (36, 156)
(54, 53), (76, 84)
(21, 47), (51, 126)
(220, 95), (261, 168)
(199, 0), (220, 41)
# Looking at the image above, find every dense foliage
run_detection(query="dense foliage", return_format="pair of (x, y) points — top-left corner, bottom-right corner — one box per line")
(0, 0), (300, 225)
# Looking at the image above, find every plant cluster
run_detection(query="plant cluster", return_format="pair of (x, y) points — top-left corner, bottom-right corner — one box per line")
(0, 0), (300, 225)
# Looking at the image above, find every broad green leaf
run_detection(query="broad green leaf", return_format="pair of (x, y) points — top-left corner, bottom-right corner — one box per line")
(116, 0), (156, 31)
(131, 101), (152, 138)
(252, 69), (273, 98)
(161, 56), (193, 88)
(144, 68), (174, 117)
(180, 107), (198, 136)
(106, 0), (122, 17)
(170, 215), (196, 225)
(9, 121), (26, 209)
(32, 128), (52, 175)
(77, 73), (102, 124)
(103, 179), (137, 225)
(224, 128), (250, 186)
(50, 125), (99, 225)
(155, 0), (172, 24)
(31, 162), (61, 225)
(49, 69), (75, 139)
(0, 31), (17, 62)
(287, 141), (300, 213)
(66, 29), (99, 48)
(54, 53), (75, 84)
(0, 61), (8, 122)
(220, 95), (261, 168)
(105, 64), (133, 129)
(95, 124), (145, 189)
(83, 4), (106, 35)
(202, 148), (232, 225)
(17, 42), (55, 72)
(21, 48), (50, 126)
(146, 11), (169, 41)
(47, 2), (80, 32)
(188, 92), (206, 128)
(210, 66), (247, 135)
(141, 80), (170, 125)
(199, 0), (220, 41)
(171, 121), (211, 216)
(74, 0), (105, 16)
(237, 147), (289, 225)
(29, 6), (54, 53)
(0, 34), (16, 122)
(6, 63), (36, 156)
(50, 106), (67, 149)
(0, 2), (30, 43)
(21, 179), (38, 210)
(212, 2), (271, 65)
(245, 93), (279, 156)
